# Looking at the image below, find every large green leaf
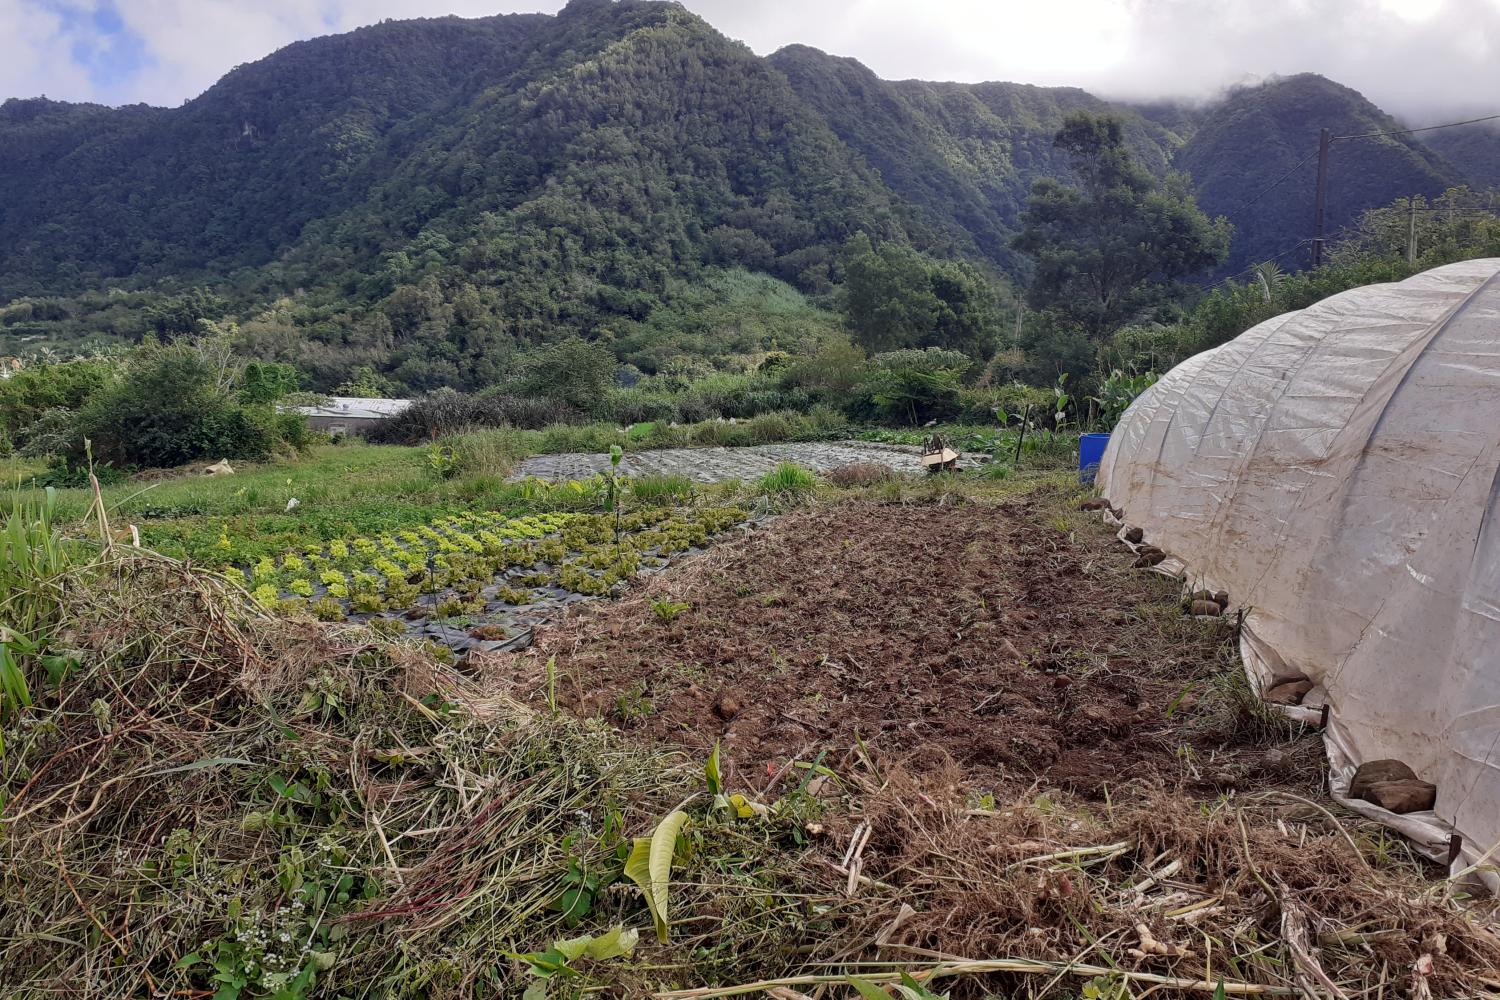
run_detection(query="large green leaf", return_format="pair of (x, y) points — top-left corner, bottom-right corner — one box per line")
(705, 741), (723, 796)
(847, 977), (894, 999)
(553, 925), (639, 963)
(624, 809), (690, 942)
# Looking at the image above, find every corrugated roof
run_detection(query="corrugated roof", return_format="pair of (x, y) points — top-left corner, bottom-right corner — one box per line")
(282, 396), (412, 421)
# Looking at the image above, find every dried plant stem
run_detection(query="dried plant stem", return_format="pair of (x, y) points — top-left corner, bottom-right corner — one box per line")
(653, 958), (1301, 998)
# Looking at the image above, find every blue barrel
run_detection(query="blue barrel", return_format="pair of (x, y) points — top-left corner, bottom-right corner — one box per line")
(1079, 432), (1110, 483)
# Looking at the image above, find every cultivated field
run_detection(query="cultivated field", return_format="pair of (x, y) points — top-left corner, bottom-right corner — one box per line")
(1, 439), (1495, 999)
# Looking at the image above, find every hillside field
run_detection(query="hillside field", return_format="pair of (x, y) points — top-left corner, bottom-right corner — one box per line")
(2, 434), (1496, 998)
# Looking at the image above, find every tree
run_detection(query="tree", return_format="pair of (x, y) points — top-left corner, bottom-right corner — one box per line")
(841, 235), (1002, 360)
(239, 361), (303, 404)
(1013, 112), (1231, 339)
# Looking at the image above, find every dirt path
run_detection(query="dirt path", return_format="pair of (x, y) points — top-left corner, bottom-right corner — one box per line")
(509, 440), (977, 482)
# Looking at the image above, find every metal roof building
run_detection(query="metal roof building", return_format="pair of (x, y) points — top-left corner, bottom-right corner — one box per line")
(282, 396), (411, 435)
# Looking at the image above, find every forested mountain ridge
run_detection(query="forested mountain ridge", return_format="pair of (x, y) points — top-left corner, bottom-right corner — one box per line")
(766, 45), (1182, 273)
(1173, 74), (1463, 272)
(1, 0), (1492, 390)
(0, 12), (561, 288)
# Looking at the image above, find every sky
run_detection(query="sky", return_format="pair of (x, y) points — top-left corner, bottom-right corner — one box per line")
(4, 0), (1499, 122)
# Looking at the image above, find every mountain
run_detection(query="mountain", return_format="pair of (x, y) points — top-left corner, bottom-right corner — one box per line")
(1, 0), (1493, 388)
(1424, 124), (1500, 189)
(766, 45), (1180, 273)
(1172, 74), (1463, 273)
(0, 13), (553, 289)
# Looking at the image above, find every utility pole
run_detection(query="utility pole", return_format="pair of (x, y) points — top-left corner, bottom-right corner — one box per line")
(1014, 298), (1024, 341)
(1312, 127), (1331, 268)
(1407, 196), (1418, 268)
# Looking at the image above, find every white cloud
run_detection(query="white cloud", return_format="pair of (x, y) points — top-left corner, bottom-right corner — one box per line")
(4, 0), (1499, 121)
(0, 0), (97, 103)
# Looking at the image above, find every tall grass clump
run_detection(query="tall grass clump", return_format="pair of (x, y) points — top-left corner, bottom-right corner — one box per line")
(629, 474), (695, 504)
(756, 462), (816, 497)
(0, 487), (73, 735)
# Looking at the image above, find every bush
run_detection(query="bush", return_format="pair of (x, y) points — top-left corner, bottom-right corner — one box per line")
(371, 389), (582, 444)
(72, 344), (303, 469)
(476, 391), (579, 431)
(445, 430), (530, 479)
(851, 348), (970, 425)
(0, 357), (115, 450)
(826, 462), (895, 487)
(956, 383), (1052, 425)
(596, 388), (681, 426)
(521, 338), (617, 411)
(16, 408), (80, 458)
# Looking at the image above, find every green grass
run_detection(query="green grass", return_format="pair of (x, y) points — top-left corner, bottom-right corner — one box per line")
(629, 474), (695, 504)
(756, 462), (817, 496)
(6, 414), (1079, 567)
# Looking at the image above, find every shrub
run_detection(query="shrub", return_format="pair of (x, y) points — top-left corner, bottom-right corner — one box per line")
(446, 431), (530, 479)
(852, 348), (970, 425)
(826, 462), (895, 487)
(72, 344), (302, 469)
(16, 408), (80, 458)
(521, 338), (617, 411)
(756, 462), (816, 495)
(956, 382), (1053, 425)
(0, 356), (115, 449)
(371, 389), (582, 443)
(595, 388), (681, 426)
(475, 391), (579, 431)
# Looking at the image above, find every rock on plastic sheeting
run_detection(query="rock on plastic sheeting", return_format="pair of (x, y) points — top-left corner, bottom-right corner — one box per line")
(1100, 259), (1500, 889)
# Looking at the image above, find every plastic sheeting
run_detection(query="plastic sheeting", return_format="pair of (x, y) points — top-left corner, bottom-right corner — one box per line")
(1099, 258), (1500, 885)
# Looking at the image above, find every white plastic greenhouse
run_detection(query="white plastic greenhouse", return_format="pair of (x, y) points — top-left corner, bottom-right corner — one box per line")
(1099, 258), (1500, 884)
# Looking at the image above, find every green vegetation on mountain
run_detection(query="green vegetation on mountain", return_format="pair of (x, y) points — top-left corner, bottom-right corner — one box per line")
(1174, 74), (1462, 273)
(1424, 125), (1500, 189)
(2, 1), (1498, 399)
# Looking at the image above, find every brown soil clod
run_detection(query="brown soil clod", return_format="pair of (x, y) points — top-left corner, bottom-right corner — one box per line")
(712, 691), (742, 721)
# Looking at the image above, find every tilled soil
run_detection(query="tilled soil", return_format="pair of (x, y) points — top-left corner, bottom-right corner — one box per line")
(487, 487), (1265, 795)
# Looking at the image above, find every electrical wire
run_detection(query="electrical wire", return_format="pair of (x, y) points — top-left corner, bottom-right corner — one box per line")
(1203, 239), (1314, 290)
(1226, 149), (1322, 212)
(1333, 111), (1500, 141)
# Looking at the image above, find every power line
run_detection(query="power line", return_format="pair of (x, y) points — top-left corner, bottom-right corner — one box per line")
(1228, 149), (1322, 213)
(1204, 239), (1313, 290)
(1332, 111), (1500, 141)
(1231, 112), (1500, 218)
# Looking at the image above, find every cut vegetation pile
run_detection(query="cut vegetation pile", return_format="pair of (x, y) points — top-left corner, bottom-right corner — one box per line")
(2, 479), (1498, 999)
